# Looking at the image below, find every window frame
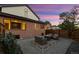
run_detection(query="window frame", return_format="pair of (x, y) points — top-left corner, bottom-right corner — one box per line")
(11, 22), (22, 30)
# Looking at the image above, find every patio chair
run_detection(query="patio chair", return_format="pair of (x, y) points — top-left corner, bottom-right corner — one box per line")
(53, 34), (59, 40)
(44, 34), (54, 41)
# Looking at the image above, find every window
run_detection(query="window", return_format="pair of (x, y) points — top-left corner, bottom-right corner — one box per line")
(35, 23), (37, 29)
(21, 23), (26, 30)
(11, 22), (21, 29)
(4, 18), (11, 30)
(4, 23), (9, 30)
(35, 23), (39, 30)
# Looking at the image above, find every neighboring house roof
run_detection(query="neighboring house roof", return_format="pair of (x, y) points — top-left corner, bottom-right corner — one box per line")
(0, 12), (45, 24)
(50, 26), (61, 30)
(0, 4), (40, 20)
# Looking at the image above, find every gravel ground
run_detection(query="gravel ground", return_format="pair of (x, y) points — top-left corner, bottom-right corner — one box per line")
(17, 38), (72, 54)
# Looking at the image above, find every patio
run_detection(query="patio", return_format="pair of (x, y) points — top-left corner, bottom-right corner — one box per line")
(17, 37), (72, 54)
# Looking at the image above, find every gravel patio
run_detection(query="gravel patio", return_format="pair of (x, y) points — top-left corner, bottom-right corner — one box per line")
(17, 38), (73, 54)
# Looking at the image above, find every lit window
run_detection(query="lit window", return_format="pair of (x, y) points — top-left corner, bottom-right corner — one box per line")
(21, 23), (26, 30)
(35, 23), (39, 30)
(4, 19), (10, 30)
(4, 23), (9, 30)
(35, 23), (37, 29)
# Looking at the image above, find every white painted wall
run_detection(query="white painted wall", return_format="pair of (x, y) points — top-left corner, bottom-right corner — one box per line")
(2, 6), (39, 21)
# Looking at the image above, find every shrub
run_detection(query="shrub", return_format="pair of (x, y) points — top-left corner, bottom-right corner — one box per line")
(1, 32), (23, 54)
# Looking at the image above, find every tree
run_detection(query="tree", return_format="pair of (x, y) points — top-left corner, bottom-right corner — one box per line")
(58, 20), (75, 30)
(59, 7), (77, 38)
(45, 21), (51, 24)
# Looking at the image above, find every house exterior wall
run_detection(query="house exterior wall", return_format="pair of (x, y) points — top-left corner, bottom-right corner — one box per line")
(0, 17), (46, 39)
(4, 18), (11, 30)
(0, 17), (3, 24)
(45, 24), (51, 30)
(10, 22), (45, 39)
(0, 17), (4, 33)
(2, 6), (39, 21)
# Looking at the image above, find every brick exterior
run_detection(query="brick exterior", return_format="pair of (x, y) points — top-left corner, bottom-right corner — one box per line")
(8, 21), (46, 39)
(0, 17), (50, 39)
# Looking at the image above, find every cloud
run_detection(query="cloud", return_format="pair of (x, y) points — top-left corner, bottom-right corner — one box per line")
(33, 8), (59, 12)
(29, 4), (79, 25)
(39, 15), (60, 25)
(30, 4), (76, 13)
(39, 15), (59, 20)
(50, 22), (59, 25)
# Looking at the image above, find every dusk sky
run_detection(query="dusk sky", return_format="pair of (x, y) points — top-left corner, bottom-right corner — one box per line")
(29, 4), (79, 25)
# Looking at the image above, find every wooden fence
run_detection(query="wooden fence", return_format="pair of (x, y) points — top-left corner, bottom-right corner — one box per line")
(45, 29), (79, 42)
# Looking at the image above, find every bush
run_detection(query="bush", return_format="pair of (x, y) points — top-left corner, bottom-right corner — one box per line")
(1, 32), (23, 54)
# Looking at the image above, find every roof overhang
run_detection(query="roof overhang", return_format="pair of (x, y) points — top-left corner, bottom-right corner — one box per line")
(0, 12), (45, 24)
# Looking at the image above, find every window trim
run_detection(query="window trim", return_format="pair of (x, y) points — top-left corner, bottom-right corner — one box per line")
(11, 22), (22, 30)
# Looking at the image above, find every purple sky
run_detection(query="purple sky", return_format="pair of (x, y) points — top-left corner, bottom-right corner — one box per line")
(29, 4), (79, 25)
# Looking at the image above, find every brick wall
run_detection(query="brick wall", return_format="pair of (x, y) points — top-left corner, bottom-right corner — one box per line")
(9, 21), (45, 39)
